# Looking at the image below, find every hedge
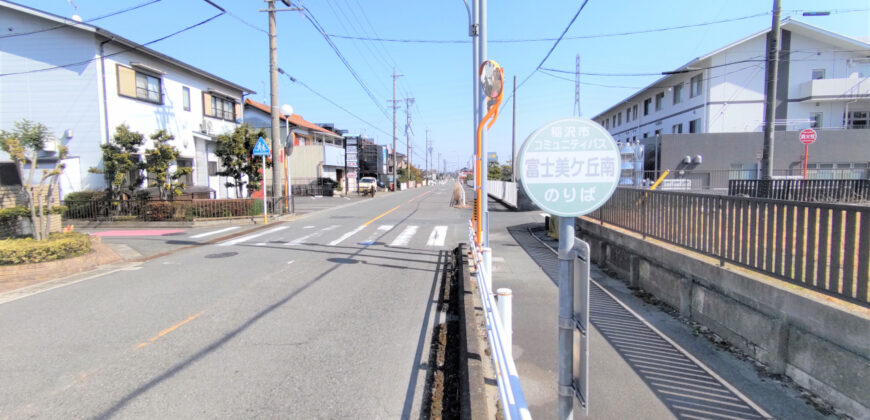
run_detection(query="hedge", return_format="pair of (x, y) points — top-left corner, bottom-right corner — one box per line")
(0, 232), (92, 265)
(0, 206), (68, 222)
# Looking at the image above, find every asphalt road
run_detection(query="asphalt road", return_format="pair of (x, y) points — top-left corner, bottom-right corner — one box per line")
(0, 184), (466, 419)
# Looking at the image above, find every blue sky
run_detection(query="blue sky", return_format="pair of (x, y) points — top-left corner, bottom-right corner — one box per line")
(15, 0), (870, 171)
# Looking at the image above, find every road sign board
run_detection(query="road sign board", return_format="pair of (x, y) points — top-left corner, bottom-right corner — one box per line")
(517, 117), (620, 217)
(800, 128), (817, 145)
(253, 136), (271, 156)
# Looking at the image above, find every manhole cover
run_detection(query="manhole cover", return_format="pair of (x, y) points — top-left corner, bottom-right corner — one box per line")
(205, 252), (238, 259)
(327, 257), (358, 264)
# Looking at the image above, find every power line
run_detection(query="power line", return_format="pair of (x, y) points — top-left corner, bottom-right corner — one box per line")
(322, 9), (869, 44)
(0, 0), (164, 38)
(0, 12), (225, 77)
(301, 5), (392, 123)
(280, 70), (392, 138)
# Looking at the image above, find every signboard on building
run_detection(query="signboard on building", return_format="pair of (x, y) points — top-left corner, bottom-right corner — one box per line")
(345, 136), (359, 168)
(517, 117), (620, 217)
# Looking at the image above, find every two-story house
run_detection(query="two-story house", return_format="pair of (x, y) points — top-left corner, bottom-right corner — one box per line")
(0, 1), (255, 198)
(592, 19), (869, 181)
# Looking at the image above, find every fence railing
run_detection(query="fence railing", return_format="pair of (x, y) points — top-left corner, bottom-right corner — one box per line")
(486, 180), (518, 208)
(467, 222), (530, 419)
(633, 169), (869, 195)
(728, 179), (870, 203)
(589, 188), (869, 306)
(63, 198), (262, 221)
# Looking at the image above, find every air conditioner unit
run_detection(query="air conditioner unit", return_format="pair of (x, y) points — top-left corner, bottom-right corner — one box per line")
(200, 120), (214, 135)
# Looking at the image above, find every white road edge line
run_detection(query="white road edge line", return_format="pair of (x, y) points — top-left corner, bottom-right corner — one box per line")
(189, 226), (240, 239)
(217, 226), (289, 247)
(530, 229), (771, 418)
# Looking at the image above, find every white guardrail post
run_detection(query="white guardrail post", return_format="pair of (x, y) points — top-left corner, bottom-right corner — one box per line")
(467, 223), (530, 419)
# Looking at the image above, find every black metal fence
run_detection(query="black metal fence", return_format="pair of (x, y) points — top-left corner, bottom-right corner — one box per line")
(63, 198), (261, 221)
(635, 169), (869, 195)
(590, 188), (869, 306)
(728, 179), (870, 203)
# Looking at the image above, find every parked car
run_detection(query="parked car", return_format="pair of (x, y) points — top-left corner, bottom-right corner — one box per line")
(311, 177), (338, 196)
(358, 177), (378, 192)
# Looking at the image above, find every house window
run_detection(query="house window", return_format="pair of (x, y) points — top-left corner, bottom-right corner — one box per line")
(655, 92), (664, 111)
(689, 118), (701, 133)
(809, 113), (823, 128)
(203, 93), (236, 121)
(846, 110), (869, 129)
(0, 162), (22, 186)
(612, 115), (616, 127)
(605, 119), (609, 129)
(673, 84), (683, 104)
(617, 112), (622, 126)
(182, 87), (191, 111)
(643, 132), (649, 138)
(812, 69), (826, 80)
(690, 74), (703, 98)
(116, 64), (162, 104)
(208, 161), (218, 176)
(632, 105), (638, 121)
(672, 123), (683, 134)
(654, 129), (662, 136)
(626, 106), (632, 121)
(176, 158), (193, 186)
(643, 98), (651, 116)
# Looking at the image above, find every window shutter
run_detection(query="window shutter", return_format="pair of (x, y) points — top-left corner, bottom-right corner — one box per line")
(203, 93), (213, 116)
(116, 64), (136, 97)
(234, 103), (241, 121)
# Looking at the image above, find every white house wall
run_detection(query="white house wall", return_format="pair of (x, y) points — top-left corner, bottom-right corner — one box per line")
(0, 8), (104, 194)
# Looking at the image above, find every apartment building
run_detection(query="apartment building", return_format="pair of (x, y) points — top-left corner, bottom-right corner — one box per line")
(594, 19), (869, 140)
(0, 1), (254, 198)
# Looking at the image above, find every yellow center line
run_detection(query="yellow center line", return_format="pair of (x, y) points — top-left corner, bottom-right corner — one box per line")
(137, 311), (203, 348)
(363, 205), (401, 227)
(407, 190), (435, 203)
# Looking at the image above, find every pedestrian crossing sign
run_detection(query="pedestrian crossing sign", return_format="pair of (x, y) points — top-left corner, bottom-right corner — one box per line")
(253, 136), (271, 156)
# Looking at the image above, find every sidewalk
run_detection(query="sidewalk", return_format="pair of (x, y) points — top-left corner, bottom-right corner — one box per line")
(482, 197), (837, 419)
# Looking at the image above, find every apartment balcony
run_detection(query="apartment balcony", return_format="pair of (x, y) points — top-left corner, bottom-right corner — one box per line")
(798, 76), (870, 102)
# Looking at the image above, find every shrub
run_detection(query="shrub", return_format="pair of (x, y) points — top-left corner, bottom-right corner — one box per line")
(0, 232), (92, 265)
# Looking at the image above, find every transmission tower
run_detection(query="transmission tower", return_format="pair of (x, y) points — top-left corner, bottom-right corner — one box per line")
(574, 54), (582, 117)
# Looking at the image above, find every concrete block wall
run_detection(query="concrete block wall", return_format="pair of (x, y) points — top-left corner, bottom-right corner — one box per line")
(575, 216), (870, 419)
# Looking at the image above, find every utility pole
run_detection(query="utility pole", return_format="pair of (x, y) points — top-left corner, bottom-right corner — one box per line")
(405, 97), (415, 186)
(511, 75), (517, 182)
(426, 128), (430, 183)
(389, 68), (403, 190)
(574, 54), (582, 117)
(262, 0), (299, 215)
(479, 0), (489, 246)
(761, 0), (781, 195)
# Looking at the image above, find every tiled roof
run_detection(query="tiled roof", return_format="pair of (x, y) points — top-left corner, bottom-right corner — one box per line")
(244, 99), (340, 138)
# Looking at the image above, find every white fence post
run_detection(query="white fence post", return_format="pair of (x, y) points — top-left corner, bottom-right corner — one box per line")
(497, 288), (513, 355)
(481, 247), (493, 291)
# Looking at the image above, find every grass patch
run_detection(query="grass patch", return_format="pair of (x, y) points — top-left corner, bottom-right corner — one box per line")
(0, 232), (92, 265)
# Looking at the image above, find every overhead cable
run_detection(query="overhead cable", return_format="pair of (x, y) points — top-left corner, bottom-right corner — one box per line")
(0, 0), (163, 38)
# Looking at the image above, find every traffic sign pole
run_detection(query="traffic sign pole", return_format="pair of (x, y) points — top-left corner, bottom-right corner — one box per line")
(262, 155), (267, 224)
(804, 144), (809, 179)
(799, 129), (817, 180)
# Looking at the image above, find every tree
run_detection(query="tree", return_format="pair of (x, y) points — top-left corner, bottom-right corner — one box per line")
(488, 161), (502, 181)
(499, 164), (513, 181)
(88, 124), (145, 203)
(214, 124), (269, 198)
(0, 120), (67, 240)
(143, 130), (191, 200)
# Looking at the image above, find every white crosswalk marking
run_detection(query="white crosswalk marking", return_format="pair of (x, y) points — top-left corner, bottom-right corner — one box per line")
(426, 226), (448, 247)
(359, 225), (393, 245)
(328, 225), (366, 246)
(388, 225), (418, 247)
(217, 226), (289, 247)
(190, 226), (239, 239)
(288, 225), (340, 245)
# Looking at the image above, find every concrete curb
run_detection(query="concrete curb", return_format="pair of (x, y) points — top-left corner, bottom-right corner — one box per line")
(456, 243), (492, 419)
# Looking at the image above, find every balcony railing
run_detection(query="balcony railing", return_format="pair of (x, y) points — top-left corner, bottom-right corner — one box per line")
(798, 76), (870, 101)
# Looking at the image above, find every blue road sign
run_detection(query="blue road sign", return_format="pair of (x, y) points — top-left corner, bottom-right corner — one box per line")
(253, 136), (271, 156)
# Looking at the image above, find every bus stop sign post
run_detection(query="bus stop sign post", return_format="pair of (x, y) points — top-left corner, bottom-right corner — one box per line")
(517, 117), (620, 419)
(253, 136), (271, 224)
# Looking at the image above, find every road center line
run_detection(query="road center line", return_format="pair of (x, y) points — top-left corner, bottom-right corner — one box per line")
(363, 205), (401, 227)
(137, 311), (203, 348)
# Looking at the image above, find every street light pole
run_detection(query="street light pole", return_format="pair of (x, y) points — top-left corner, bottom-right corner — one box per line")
(760, 0), (781, 193)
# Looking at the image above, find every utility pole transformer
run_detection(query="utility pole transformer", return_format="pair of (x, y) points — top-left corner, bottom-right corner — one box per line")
(761, 0), (781, 193)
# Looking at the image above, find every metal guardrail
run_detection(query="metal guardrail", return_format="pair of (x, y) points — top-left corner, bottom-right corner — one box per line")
(467, 221), (531, 420)
(591, 188), (870, 306)
(728, 179), (870, 203)
(63, 198), (261, 221)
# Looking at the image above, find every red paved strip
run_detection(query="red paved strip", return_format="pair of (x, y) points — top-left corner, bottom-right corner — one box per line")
(91, 229), (186, 237)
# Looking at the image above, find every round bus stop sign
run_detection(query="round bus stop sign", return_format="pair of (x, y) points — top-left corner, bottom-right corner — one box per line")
(517, 117), (621, 217)
(800, 128), (817, 145)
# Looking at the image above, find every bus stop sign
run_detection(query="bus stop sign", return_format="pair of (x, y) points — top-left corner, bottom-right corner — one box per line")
(517, 117), (621, 217)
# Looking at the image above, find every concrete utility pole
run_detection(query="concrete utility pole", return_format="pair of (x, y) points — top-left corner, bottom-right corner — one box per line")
(512, 75), (517, 183)
(426, 128), (430, 182)
(761, 0), (781, 192)
(390, 68), (403, 190)
(405, 97), (415, 185)
(478, 0), (489, 246)
(263, 0), (299, 214)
